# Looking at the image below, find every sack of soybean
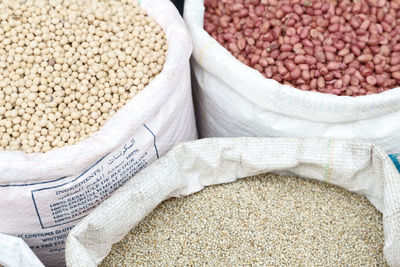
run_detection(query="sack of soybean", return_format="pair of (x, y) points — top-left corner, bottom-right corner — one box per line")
(64, 137), (400, 266)
(0, 0), (196, 266)
(183, 0), (400, 170)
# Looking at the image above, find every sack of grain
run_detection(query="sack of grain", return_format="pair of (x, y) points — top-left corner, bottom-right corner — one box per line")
(183, 0), (400, 169)
(65, 137), (400, 267)
(0, 0), (196, 266)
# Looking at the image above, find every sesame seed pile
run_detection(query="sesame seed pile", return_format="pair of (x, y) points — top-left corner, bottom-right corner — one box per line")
(0, 0), (167, 153)
(101, 173), (386, 266)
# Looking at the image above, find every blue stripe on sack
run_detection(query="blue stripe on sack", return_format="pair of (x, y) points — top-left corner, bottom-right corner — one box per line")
(389, 154), (400, 172)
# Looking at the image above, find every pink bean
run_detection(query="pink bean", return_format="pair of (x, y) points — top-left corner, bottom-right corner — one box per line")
(315, 50), (326, 63)
(334, 79), (343, 89)
(392, 72), (400, 80)
(280, 44), (293, 52)
(291, 67), (301, 79)
(259, 57), (269, 67)
(204, 0), (400, 96)
(302, 70), (311, 80)
(326, 62), (339, 70)
(304, 46), (314, 55)
(299, 64), (309, 71)
(285, 60), (296, 71)
(294, 4), (303, 15)
(300, 27), (310, 39)
(358, 54), (373, 63)
(281, 4), (293, 13)
(366, 75), (377, 85)
(317, 77), (325, 88)
(320, 66), (329, 75)
(324, 51), (335, 61)
(294, 55), (306, 64)
(237, 38), (246, 50)
(278, 65), (288, 75)
(305, 55), (317, 65)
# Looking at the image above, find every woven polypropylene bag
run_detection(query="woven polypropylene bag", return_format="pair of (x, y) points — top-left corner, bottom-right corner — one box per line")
(0, 0), (196, 266)
(65, 138), (400, 267)
(0, 233), (44, 267)
(183, 0), (400, 166)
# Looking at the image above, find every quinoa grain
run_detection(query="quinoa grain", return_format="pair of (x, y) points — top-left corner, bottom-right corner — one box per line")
(101, 174), (386, 266)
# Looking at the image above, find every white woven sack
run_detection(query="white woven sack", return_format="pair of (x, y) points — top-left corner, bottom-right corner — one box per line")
(0, 233), (44, 267)
(0, 0), (196, 266)
(65, 137), (400, 267)
(183, 0), (400, 168)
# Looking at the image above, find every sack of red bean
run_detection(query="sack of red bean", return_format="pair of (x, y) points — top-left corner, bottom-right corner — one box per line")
(0, 0), (195, 266)
(184, 0), (400, 169)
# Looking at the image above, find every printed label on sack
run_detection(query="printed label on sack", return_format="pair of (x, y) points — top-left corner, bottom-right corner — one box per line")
(389, 153), (400, 172)
(0, 124), (159, 266)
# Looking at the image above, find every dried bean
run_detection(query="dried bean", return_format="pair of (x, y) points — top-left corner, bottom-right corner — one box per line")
(204, 0), (400, 96)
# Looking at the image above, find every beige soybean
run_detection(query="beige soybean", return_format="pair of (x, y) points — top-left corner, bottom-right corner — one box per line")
(101, 173), (386, 266)
(0, 0), (167, 153)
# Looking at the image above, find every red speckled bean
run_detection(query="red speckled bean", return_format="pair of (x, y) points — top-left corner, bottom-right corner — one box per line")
(269, 49), (280, 59)
(327, 62), (340, 70)
(259, 57), (269, 67)
(320, 66), (329, 75)
(280, 44), (293, 52)
(294, 4), (303, 15)
(350, 76), (359, 86)
(237, 38), (246, 50)
(391, 56), (400, 65)
(325, 51), (336, 61)
(334, 79), (343, 88)
(310, 78), (317, 89)
(390, 65), (400, 72)
(339, 75), (349, 87)
(315, 51), (326, 63)
(358, 54), (373, 63)
(343, 53), (355, 64)
(299, 64), (309, 71)
(250, 54), (260, 65)
(393, 72), (400, 80)
(304, 46), (314, 55)
(253, 64), (263, 72)
(278, 65), (288, 75)
(366, 75), (377, 85)
(305, 55), (317, 65)
(204, 0), (400, 96)
(350, 45), (361, 56)
(338, 48), (350, 57)
(354, 71), (364, 81)
(285, 60), (296, 71)
(294, 55), (306, 64)
(324, 46), (337, 53)
(302, 70), (311, 80)
(291, 67), (301, 79)
(317, 77), (325, 88)
(300, 27), (310, 39)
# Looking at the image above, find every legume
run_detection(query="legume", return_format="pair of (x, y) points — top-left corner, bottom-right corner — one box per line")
(0, 0), (167, 153)
(204, 0), (400, 96)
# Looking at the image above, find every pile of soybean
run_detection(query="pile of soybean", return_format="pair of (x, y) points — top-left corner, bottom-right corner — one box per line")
(101, 173), (386, 266)
(0, 0), (167, 153)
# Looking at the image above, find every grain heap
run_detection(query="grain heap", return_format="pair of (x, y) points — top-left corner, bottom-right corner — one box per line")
(0, 0), (167, 153)
(101, 173), (386, 266)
